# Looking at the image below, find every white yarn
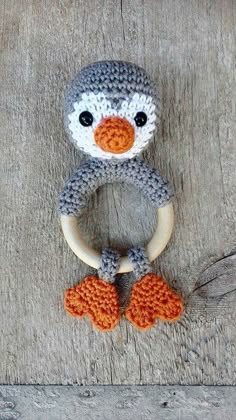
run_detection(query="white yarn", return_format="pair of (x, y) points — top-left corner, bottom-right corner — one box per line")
(68, 92), (158, 159)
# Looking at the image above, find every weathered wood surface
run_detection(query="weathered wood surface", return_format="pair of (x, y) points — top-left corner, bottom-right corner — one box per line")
(1, 385), (236, 420)
(0, 0), (236, 385)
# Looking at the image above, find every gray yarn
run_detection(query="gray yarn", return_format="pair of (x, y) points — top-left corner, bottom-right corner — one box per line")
(98, 248), (120, 283)
(60, 60), (174, 277)
(64, 60), (160, 147)
(59, 157), (173, 216)
(128, 247), (151, 279)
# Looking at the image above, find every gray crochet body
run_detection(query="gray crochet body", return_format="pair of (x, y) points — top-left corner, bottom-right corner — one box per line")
(59, 157), (173, 217)
(60, 60), (174, 281)
(59, 156), (173, 281)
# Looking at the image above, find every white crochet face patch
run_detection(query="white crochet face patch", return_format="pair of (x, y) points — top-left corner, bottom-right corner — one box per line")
(68, 92), (158, 159)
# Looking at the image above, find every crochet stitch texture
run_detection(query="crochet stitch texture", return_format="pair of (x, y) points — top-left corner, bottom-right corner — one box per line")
(94, 116), (135, 154)
(59, 157), (173, 216)
(64, 276), (120, 332)
(65, 61), (159, 118)
(60, 60), (183, 331)
(64, 61), (160, 160)
(97, 248), (120, 283)
(125, 273), (183, 330)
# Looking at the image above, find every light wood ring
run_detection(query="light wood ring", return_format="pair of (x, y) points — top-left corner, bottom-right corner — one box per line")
(60, 202), (174, 274)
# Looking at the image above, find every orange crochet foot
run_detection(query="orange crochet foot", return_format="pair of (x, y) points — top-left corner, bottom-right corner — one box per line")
(125, 273), (183, 330)
(64, 276), (120, 332)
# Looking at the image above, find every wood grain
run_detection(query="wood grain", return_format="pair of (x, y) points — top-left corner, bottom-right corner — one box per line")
(0, 0), (236, 385)
(1, 385), (236, 420)
(193, 254), (236, 298)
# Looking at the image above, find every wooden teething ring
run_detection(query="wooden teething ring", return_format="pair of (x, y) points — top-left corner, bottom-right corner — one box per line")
(60, 202), (174, 274)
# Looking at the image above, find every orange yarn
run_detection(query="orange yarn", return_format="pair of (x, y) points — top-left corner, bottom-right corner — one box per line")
(94, 116), (134, 154)
(125, 273), (183, 330)
(64, 276), (120, 331)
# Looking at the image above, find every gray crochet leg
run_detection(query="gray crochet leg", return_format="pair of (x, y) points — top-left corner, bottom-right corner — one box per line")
(128, 246), (152, 280)
(98, 248), (120, 283)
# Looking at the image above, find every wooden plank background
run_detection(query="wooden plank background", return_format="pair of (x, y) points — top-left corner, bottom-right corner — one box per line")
(0, 0), (236, 386)
(1, 385), (236, 420)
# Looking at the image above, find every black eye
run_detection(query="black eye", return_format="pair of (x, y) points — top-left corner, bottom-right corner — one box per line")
(79, 111), (93, 126)
(134, 112), (147, 127)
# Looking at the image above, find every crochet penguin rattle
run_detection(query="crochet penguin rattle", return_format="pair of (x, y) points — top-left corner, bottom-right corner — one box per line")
(59, 61), (183, 331)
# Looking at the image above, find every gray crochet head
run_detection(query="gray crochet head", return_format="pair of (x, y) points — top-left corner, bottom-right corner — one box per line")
(64, 60), (160, 160)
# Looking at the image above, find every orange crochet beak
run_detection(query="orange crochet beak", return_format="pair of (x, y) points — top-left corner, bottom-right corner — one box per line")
(94, 116), (135, 154)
